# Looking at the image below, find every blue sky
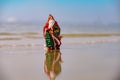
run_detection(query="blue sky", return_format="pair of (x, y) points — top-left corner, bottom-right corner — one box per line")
(0, 0), (119, 24)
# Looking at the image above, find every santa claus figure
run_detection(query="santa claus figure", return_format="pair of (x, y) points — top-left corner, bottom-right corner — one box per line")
(43, 14), (62, 50)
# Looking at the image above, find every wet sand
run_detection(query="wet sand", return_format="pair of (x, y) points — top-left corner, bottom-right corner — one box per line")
(0, 37), (120, 80)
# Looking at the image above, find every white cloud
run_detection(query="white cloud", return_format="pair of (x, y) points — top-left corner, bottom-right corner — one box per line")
(6, 17), (17, 23)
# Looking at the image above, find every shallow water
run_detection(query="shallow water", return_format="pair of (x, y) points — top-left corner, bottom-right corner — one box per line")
(0, 37), (120, 80)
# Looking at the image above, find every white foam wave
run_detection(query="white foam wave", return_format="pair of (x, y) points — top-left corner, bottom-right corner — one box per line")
(0, 38), (120, 48)
(0, 43), (41, 48)
(63, 36), (120, 45)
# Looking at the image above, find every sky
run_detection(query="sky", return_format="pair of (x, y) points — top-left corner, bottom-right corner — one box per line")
(0, 0), (119, 24)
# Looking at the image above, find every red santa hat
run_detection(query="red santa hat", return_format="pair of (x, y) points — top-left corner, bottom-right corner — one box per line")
(48, 14), (55, 21)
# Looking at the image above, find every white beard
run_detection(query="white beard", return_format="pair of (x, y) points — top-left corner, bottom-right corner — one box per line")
(48, 20), (55, 29)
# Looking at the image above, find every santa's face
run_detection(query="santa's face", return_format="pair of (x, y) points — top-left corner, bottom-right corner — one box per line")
(48, 19), (55, 29)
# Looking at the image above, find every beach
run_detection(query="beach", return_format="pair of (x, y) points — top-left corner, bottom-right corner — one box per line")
(0, 0), (120, 80)
(0, 33), (120, 80)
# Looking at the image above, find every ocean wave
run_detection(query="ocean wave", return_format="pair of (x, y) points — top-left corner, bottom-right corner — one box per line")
(0, 38), (120, 48)
(0, 32), (120, 36)
(66, 39), (120, 45)
(0, 37), (21, 40)
(61, 33), (120, 37)
(0, 32), (120, 48)
(0, 32), (39, 36)
(0, 32), (41, 40)
(0, 43), (41, 48)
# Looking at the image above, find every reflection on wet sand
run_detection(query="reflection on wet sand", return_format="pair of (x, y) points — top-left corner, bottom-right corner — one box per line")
(44, 50), (62, 80)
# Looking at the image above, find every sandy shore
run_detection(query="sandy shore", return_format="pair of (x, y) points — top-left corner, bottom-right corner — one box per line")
(0, 37), (120, 80)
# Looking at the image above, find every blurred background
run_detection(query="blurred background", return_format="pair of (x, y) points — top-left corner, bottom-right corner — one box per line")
(0, 0), (120, 34)
(0, 0), (120, 80)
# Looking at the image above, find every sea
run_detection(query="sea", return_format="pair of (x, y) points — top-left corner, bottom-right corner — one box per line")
(0, 23), (120, 80)
(0, 23), (120, 33)
(0, 22), (120, 48)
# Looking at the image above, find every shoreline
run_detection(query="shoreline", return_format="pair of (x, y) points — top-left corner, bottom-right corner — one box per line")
(61, 33), (120, 38)
(0, 32), (120, 38)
